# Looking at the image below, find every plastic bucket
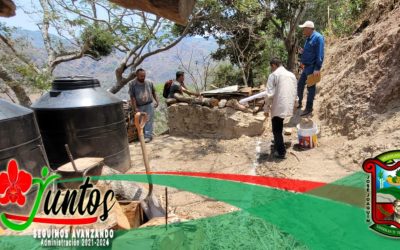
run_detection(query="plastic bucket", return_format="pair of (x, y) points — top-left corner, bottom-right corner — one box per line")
(297, 123), (318, 148)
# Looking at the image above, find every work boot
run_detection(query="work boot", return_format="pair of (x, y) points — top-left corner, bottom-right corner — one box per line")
(301, 109), (312, 117)
(273, 151), (286, 159)
(271, 140), (292, 149)
(144, 137), (152, 143)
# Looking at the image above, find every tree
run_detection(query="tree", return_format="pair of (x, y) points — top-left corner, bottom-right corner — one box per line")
(258, 0), (307, 71)
(212, 63), (241, 88)
(0, 65), (32, 106)
(186, 0), (271, 87)
(0, 0), (113, 105)
(304, 0), (369, 37)
(0, 0), (197, 105)
(0, 23), (44, 106)
(175, 48), (215, 92)
(210, 15), (267, 87)
(186, 0), (306, 85)
(46, 0), (196, 93)
(378, 170), (384, 189)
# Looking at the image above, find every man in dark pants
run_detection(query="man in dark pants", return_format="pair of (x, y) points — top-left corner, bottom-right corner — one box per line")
(264, 58), (297, 159)
(271, 117), (285, 158)
(297, 21), (325, 116)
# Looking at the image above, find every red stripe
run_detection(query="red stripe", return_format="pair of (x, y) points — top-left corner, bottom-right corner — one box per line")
(127, 171), (326, 193)
(4, 213), (97, 225)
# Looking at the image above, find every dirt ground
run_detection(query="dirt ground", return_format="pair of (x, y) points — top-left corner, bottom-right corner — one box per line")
(128, 109), (358, 221)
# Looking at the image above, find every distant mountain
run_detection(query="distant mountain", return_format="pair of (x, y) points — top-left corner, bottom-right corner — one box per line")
(12, 29), (45, 48)
(13, 29), (218, 98)
(12, 29), (67, 49)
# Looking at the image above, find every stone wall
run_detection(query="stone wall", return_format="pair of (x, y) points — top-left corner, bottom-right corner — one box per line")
(167, 103), (266, 139)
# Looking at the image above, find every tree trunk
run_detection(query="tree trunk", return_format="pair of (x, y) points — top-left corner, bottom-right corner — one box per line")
(7, 83), (32, 107)
(285, 6), (306, 71)
(284, 32), (299, 72)
(247, 67), (254, 87)
(239, 65), (248, 87)
(0, 65), (32, 106)
(286, 44), (297, 72)
(109, 81), (125, 94)
(109, 76), (133, 94)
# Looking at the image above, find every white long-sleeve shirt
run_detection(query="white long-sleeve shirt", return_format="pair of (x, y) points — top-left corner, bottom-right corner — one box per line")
(264, 66), (297, 119)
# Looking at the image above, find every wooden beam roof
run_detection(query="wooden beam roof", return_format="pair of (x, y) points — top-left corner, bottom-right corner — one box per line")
(109, 0), (196, 25)
(0, 0), (195, 25)
(0, 0), (16, 17)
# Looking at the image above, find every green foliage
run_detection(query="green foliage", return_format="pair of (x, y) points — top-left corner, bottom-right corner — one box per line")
(379, 170), (384, 179)
(211, 37), (286, 87)
(191, 0), (370, 82)
(271, 0), (307, 27)
(81, 25), (115, 57)
(187, 1), (275, 86)
(0, 22), (14, 36)
(396, 170), (400, 177)
(258, 38), (287, 75)
(304, 0), (369, 37)
(15, 65), (52, 90)
(392, 176), (398, 183)
(378, 187), (400, 199)
(66, 18), (88, 27)
(212, 63), (242, 88)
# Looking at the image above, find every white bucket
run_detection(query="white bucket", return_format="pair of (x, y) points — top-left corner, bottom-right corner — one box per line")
(297, 123), (319, 148)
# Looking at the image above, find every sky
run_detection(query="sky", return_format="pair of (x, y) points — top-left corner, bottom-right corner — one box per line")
(1, 0), (117, 34)
(1, 0), (40, 31)
(1, 0), (166, 39)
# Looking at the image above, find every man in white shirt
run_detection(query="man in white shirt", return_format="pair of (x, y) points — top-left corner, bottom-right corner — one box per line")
(264, 58), (297, 159)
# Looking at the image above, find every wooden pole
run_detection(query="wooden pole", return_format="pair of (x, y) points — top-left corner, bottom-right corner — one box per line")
(165, 187), (168, 230)
(328, 5), (332, 33)
(39, 144), (56, 191)
(65, 144), (78, 172)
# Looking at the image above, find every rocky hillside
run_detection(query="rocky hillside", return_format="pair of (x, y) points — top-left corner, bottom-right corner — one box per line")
(317, 0), (400, 138)
(315, 0), (400, 166)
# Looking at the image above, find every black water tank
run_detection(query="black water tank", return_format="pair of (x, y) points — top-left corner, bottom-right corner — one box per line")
(0, 99), (46, 176)
(31, 77), (131, 172)
(0, 99), (46, 214)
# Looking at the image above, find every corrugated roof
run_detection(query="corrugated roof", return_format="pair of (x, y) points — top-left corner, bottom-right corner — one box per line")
(201, 85), (239, 95)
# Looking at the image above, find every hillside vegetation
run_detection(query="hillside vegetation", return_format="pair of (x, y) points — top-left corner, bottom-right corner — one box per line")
(318, 0), (400, 139)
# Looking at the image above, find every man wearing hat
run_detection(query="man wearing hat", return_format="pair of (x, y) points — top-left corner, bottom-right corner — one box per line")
(297, 21), (325, 116)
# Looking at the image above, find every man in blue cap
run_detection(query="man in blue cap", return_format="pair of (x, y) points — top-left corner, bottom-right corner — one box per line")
(297, 21), (325, 116)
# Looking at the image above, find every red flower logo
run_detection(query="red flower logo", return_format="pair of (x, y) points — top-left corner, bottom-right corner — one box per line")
(0, 160), (32, 206)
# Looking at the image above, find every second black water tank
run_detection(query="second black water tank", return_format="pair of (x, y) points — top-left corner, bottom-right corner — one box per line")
(0, 99), (46, 176)
(0, 99), (46, 214)
(31, 77), (131, 172)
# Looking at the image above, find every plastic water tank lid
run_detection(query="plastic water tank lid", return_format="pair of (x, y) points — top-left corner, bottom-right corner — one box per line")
(0, 99), (32, 120)
(52, 76), (100, 90)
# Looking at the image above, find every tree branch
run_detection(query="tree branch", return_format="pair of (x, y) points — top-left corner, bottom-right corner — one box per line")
(0, 65), (32, 106)
(0, 34), (40, 74)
